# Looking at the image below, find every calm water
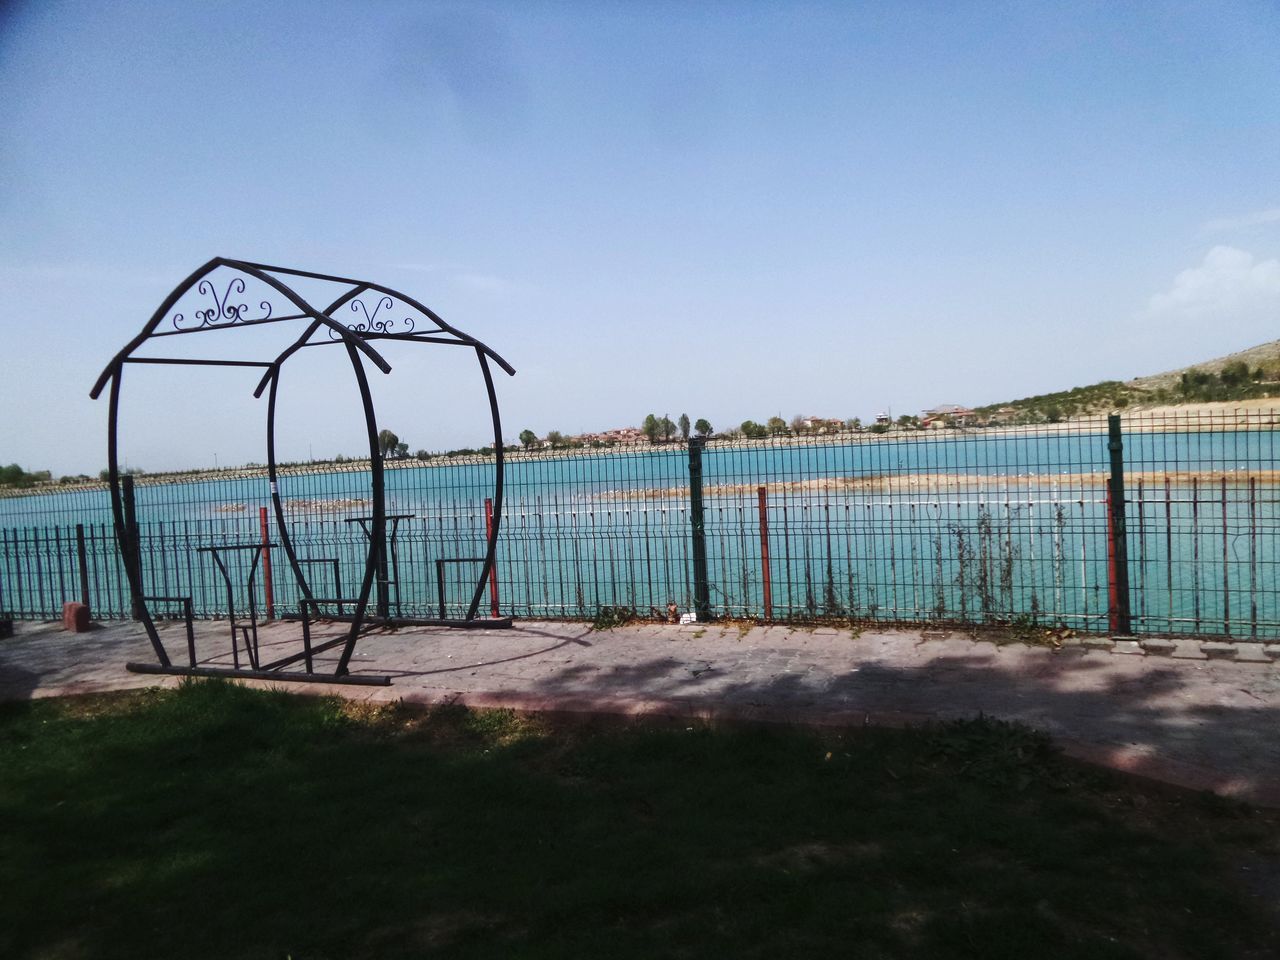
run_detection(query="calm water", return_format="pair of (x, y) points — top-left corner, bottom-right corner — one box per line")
(3, 428), (1278, 635)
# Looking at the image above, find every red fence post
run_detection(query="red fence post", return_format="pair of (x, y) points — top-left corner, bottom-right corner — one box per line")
(484, 497), (499, 618)
(758, 485), (772, 622)
(259, 506), (274, 621)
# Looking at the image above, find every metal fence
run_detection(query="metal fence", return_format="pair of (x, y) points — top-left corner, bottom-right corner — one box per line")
(3, 409), (1279, 638)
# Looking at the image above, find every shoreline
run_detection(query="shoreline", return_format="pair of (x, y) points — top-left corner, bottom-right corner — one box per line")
(594, 469), (1280, 502)
(6, 401), (1280, 500)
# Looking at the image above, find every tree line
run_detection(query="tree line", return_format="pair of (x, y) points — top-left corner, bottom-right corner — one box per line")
(640, 413), (712, 442)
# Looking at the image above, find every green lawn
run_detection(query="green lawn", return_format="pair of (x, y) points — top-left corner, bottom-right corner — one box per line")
(1, 681), (1276, 959)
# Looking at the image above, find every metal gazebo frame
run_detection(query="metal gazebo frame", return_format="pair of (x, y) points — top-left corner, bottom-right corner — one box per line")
(91, 257), (516, 685)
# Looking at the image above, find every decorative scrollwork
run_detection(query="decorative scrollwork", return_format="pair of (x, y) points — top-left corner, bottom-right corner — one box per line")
(172, 277), (273, 330)
(326, 295), (416, 339)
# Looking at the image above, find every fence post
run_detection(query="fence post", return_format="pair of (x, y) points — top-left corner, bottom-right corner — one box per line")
(1106, 414), (1132, 634)
(75, 523), (90, 613)
(258, 507), (274, 621)
(687, 437), (711, 622)
(758, 486), (772, 621)
(121, 475), (142, 620)
(376, 523), (390, 620)
(484, 497), (500, 617)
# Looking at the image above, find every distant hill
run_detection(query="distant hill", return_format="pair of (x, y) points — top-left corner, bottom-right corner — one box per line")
(973, 339), (1280, 424)
(1128, 339), (1280, 393)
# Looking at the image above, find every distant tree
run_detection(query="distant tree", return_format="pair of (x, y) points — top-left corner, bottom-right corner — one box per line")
(377, 429), (400, 458)
(660, 416), (676, 441)
(642, 413), (660, 443)
(1044, 406), (1063, 424)
(1, 464), (33, 487)
(896, 414), (919, 429)
(1220, 360), (1251, 387)
(519, 429), (538, 449)
(415, 449), (430, 459)
(790, 414), (807, 434)
(766, 416), (787, 436)
(96, 465), (144, 480)
(678, 413), (690, 440)
(694, 418), (712, 436)
(2, 464), (54, 487)
(740, 420), (767, 439)
(845, 417), (862, 432)
(394, 442), (409, 458)
(1179, 368), (1215, 398)
(547, 430), (565, 447)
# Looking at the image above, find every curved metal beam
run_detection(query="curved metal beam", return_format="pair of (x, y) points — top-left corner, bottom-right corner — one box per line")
(465, 348), (506, 621)
(252, 285), (371, 399)
(91, 257), (226, 398)
(230, 258), (516, 377)
(93, 258), (394, 402)
(335, 340), (385, 675)
(105, 363), (169, 665)
(227, 262), (393, 376)
(264, 366), (315, 616)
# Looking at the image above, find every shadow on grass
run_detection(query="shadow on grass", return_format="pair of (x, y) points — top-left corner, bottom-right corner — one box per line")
(0, 680), (1277, 960)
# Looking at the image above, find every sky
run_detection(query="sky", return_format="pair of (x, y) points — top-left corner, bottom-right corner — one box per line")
(2, 0), (1279, 477)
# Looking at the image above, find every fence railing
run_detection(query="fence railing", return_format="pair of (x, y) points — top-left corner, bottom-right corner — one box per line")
(3, 409), (1279, 638)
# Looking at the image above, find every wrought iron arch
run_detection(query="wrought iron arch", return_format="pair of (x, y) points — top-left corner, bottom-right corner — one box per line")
(92, 259), (515, 685)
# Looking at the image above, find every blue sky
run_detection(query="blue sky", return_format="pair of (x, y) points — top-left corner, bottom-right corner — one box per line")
(3, 0), (1279, 476)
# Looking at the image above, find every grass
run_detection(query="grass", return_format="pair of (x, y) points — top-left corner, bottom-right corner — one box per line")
(1, 682), (1277, 960)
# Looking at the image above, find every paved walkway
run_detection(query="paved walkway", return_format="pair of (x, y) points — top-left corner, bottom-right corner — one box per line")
(3, 617), (1279, 806)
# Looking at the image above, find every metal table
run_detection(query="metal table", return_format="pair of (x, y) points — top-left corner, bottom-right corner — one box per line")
(197, 542), (274, 670)
(343, 514), (413, 618)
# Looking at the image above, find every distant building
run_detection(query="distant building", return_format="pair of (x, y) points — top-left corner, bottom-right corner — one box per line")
(798, 416), (844, 433)
(923, 404), (976, 426)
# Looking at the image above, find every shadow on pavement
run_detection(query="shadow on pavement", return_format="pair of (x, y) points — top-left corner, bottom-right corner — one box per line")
(519, 649), (1280, 806)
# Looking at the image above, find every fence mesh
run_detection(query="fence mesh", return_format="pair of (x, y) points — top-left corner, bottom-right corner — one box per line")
(3, 410), (1279, 638)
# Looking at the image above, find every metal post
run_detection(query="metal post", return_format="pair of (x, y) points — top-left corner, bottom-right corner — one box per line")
(1221, 477), (1230, 636)
(259, 506), (274, 620)
(375, 528), (390, 620)
(687, 438), (711, 622)
(1106, 414), (1132, 634)
(75, 523), (90, 613)
(758, 485), (772, 621)
(485, 498), (500, 617)
(121, 475), (141, 620)
(1105, 480), (1118, 633)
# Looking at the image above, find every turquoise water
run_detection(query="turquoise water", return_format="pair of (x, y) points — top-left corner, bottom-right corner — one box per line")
(2, 428), (1278, 635)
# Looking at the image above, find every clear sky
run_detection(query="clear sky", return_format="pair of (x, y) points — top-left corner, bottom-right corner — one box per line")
(3, 1), (1279, 476)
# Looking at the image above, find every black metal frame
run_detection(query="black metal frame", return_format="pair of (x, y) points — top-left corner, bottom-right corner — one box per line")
(91, 257), (516, 684)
